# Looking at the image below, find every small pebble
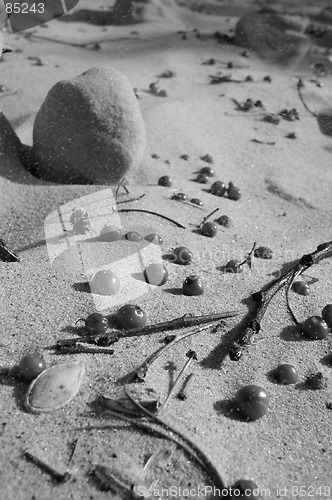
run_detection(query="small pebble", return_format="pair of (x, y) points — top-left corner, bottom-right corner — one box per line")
(200, 154), (213, 164)
(180, 154), (189, 160)
(305, 372), (328, 390)
(263, 75), (272, 82)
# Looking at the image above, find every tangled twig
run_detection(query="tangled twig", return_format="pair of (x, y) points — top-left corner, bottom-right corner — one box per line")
(229, 240), (332, 360)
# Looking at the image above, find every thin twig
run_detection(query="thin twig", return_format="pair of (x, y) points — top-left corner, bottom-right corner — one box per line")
(0, 89), (18, 99)
(100, 409), (209, 477)
(201, 208), (219, 226)
(117, 209), (186, 229)
(157, 350), (197, 414)
(229, 240), (332, 360)
(125, 391), (225, 489)
(297, 79), (318, 117)
(135, 323), (220, 380)
(56, 311), (238, 349)
(0, 239), (19, 262)
(116, 194), (146, 205)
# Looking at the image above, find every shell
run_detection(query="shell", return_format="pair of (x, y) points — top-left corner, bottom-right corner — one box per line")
(25, 361), (85, 413)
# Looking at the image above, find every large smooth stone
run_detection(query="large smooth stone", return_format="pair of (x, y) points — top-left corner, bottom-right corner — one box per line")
(32, 67), (146, 184)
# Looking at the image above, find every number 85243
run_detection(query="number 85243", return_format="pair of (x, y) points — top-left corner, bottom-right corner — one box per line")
(5, 2), (45, 14)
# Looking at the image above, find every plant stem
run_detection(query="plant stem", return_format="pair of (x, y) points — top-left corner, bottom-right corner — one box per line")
(117, 208), (186, 229)
(157, 351), (197, 414)
(229, 240), (332, 360)
(124, 391), (225, 490)
(297, 79), (318, 117)
(136, 323), (219, 379)
(56, 311), (238, 349)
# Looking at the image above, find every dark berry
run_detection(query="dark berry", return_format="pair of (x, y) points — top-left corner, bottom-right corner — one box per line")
(145, 233), (163, 245)
(263, 75), (271, 82)
(195, 172), (209, 184)
(100, 225), (122, 242)
(200, 154), (213, 164)
(90, 270), (120, 295)
(245, 75), (253, 81)
(234, 384), (269, 420)
(158, 175), (172, 187)
(286, 132), (297, 139)
(151, 153), (160, 159)
(253, 246), (273, 259)
(216, 215), (231, 227)
(19, 353), (46, 382)
(200, 221), (217, 237)
(180, 154), (189, 160)
(125, 231), (142, 242)
(183, 275), (204, 296)
(231, 479), (260, 499)
(210, 181), (227, 197)
(172, 192), (187, 201)
(254, 100), (263, 108)
(273, 364), (298, 385)
(322, 304), (332, 327)
(227, 182), (241, 200)
(292, 280), (309, 296)
(116, 304), (147, 330)
(84, 313), (108, 334)
(172, 246), (193, 265)
(198, 166), (214, 177)
(225, 259), (243, 273)
(144, 263), (168, 286)
(190, 198), (203, 206)
(301, 316), (329, 340)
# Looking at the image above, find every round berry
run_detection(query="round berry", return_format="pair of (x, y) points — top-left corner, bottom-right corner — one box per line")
(183, 275), (204, 296)
(231, 479), (260, 499)
(292, 280), (309, 296)
(199, 166), (214, 177)
(273, 364), (298, 385)
(125, 231), (142, 242)
(172, 192), (188, 201)
(200, 221), (217, 237)
(322, 304), (332, 328)
(190, 198), (203, 206)
(144, 263), (168, 286)
(234, 385), (269, 420)
(301, 316), (329, 340)
(227, 182), (241, 200)
(84, 312), (108, 334)
(100, 224), (122, 242)
(210, 181), (227, 197)
(158, 175), (172, 187)
(216, 215), (231, 227)
(195, 172), (209, 184)
(172, 246), (193, 265)
(145, 233), (163, 245)
(225, 259), (243, 273)
(19, 353), (46, 382)
(116, 304), (147, 330)
(90, 270), (120, 295)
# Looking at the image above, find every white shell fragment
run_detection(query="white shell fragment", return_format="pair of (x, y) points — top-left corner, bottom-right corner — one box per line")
(100, 384), (160, 415)
(25, 361), (85, 413)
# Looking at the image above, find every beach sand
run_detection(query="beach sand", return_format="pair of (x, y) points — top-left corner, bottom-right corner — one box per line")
(1, 1), (332, 498)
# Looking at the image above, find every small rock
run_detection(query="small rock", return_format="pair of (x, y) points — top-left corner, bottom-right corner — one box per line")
(32, 67), (146, 184)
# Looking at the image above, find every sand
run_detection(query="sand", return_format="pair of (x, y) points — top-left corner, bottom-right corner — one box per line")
(1, 1), (332, 499)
